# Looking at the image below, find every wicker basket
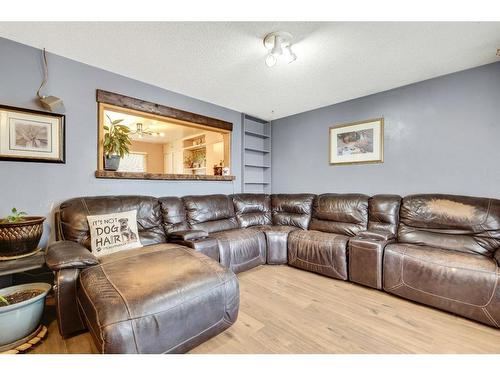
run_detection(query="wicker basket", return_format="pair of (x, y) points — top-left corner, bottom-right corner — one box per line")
(0, 217), (45, 258)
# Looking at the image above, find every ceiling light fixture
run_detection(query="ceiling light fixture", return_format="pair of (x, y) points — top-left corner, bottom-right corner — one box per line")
(131, 123), (164, 138)
(263, 31), (297, 67)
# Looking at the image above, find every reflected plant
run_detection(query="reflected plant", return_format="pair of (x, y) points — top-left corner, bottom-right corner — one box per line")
(103, 115), (131, 158)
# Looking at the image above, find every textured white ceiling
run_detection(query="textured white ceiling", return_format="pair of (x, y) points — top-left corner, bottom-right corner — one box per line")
(1, 22), (499, 120)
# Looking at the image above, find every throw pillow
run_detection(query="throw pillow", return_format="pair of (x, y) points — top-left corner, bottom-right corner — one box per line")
(87, 210), (142, 257)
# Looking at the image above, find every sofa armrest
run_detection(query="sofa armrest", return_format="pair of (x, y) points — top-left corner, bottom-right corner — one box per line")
(174, 237), (220, 262)
(495, 248), (500, 267)
(356, 229), (395, 241)
(46, 241), (99, 271)
(169, 229), (208, 241)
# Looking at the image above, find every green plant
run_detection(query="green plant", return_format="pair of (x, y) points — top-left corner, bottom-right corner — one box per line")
(0, 295), (9, 306)
(103, 115), (131, 158)
(1, 208), (27, 224)
(193, 150), (206, 164)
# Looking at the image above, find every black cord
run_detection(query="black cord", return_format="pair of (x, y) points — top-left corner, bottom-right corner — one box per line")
(37, 48), (48, 99)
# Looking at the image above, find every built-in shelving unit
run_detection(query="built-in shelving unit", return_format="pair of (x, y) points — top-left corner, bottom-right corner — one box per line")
(242, 114), (271, 193)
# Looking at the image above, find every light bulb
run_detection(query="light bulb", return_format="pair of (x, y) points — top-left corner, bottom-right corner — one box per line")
(284, 46), (297, 64)
(265, 53), (277, 67)
(270, 36), (283, 56)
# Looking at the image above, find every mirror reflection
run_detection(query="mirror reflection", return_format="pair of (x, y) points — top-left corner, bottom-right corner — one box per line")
(99, 104), (231, 176)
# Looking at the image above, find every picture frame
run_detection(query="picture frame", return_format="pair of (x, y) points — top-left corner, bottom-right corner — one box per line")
(329, 118), (384, 165)
(0, 104), (65, 163)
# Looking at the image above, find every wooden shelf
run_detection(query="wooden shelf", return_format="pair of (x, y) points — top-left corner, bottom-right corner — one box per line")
(244, 130), (270, 139)
(0, 250), (45, 277)
(245, 164), (270, 168)
(183, 143), (207, 151)
(96, 170), (235, 181)
(244, 147), (270, 154)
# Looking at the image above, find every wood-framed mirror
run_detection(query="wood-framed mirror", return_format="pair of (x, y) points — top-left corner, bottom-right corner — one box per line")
(95, 90), (234, 181)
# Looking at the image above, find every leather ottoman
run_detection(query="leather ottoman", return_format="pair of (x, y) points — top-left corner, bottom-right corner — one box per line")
(77, 243), (239, 353)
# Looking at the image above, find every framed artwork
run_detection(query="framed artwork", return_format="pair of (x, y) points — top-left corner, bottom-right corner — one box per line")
(0, 104), (65, 163)
(329, 118), (384, 165)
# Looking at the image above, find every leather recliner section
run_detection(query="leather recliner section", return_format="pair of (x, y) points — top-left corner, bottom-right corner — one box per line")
(288, 194), (369, 280)
(384, 243), (500, 327)
(159, 196), (190, 234)
(309, 193), (369, 236)
(232, 193), (272, 228)
(383, 194), (500, 328)
(183, 194), (265, 273)
(397, 194), (500, 257)
(183, 194), (239, 233)
(271, 194), (315, 229)
(159, 196), (219, 260)
(232, 193), (296, 265)
(288, 230), (350, 279)
(210, 228), (267, 273)
(366, 194), (401, 236)
(58, 195), (167, 248)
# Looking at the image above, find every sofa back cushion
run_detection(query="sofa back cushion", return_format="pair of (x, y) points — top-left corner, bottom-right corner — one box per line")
(183, 194), (238, 233)
(232, 194), (272, 228)
(158, 197), (189, 235)
(58, 196), (166, 250)
(271, 194), (315, 230)
(399, 194), (500, 256)
(367, 195), (402, 236)
(310, 194), (369, 236)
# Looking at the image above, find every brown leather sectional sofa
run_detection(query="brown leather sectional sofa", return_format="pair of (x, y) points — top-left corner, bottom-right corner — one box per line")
(45, 192), (500, 353)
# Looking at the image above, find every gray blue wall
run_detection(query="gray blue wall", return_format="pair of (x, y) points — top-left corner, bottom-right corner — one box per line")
(271, 62), (500, 199)
(0, 37), (242, 245)
(2, 35), (500, 247)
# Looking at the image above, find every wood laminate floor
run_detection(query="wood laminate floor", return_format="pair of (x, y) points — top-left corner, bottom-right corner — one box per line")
(31, 265), (500, 354)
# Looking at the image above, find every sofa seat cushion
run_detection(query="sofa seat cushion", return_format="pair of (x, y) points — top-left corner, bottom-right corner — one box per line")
(77, 243), (239, 353)
(383, 243), (500, 327)
(210, 228), (266, 273)
(288, 230), (349, 280)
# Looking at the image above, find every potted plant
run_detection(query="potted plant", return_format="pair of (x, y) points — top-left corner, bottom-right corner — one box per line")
(0, 208), (45, 258)
(0, 282), (51, 347)
(193, 151), (206, 169)
(103, 116), (131, 171)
